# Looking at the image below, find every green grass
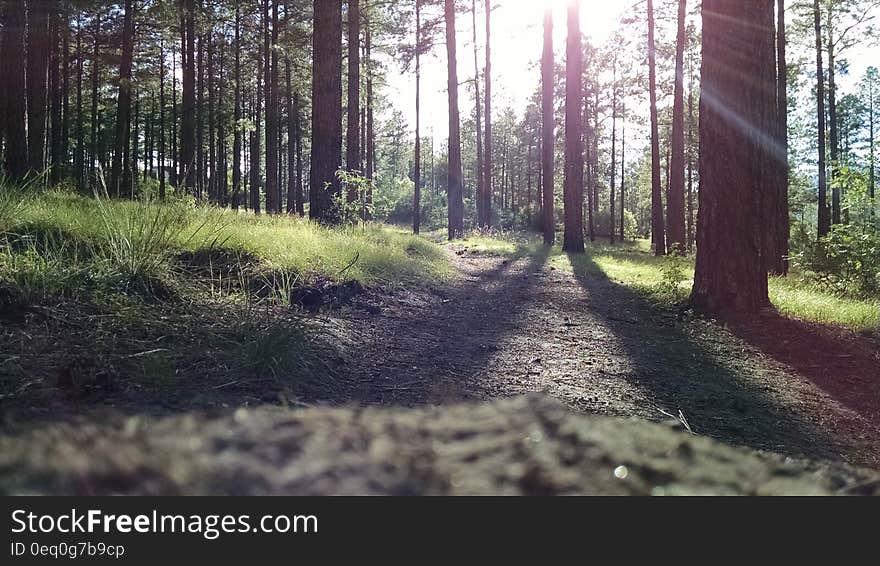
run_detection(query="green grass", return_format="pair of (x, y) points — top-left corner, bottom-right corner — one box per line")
(461, 233), (880, 333)
(0, 189), (450, 302)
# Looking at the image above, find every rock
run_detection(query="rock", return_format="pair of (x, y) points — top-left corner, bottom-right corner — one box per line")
(0, 396), (876, 496)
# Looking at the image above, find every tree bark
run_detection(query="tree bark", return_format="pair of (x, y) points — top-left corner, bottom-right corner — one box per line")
(346, 0), (361, 182)
(310, 0), (343, 222)
(471, 0), (484, 228)
(26, 0), (51, 177)
(541, 9), (555, 246)
(413, 0), (422, 234)
(768, 0), (790, 274)
(668, 0), (687, 253)
(232, 7), (241, 209)
(814, 0), (830, 237)
(182, 0), (196, 195)
(265, 0), (279, 214)
(444, 0), (464, 239)
(692, 0), (774, 315)
(483, 0), (493, 228)
(647, 0), (666, 256)
(609, 58), (618, 245)
(1, 1), (28, 181)
(562, 0), (584, 254)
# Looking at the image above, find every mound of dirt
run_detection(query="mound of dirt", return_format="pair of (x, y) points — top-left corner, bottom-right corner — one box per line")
(1, 396), (876, 495)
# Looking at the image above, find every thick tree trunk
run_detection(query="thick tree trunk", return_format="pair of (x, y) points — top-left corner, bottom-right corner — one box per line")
(27, 0), (51, 177)
(2, 1), (28, 181)
(692, 0), (774, 315)
(686, 57), (695, 252)
(444, 0), (464, 240)
(647, 0), (666, 256)
(310, 0), (343, 222)
(541, 9), (555, 246)
(365, 12), (375, 220)
(668, 0), (687, 253)
(562, 1), (584, 254)
(814, 0), (830, 237)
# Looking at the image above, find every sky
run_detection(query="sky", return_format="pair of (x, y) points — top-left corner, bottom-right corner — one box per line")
(383, 0), (879, 149)
(385, 0), (627, 143)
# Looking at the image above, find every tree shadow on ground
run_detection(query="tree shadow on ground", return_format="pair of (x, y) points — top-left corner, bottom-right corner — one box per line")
(316, 246), (552, 406)
(727, 313), (880, 429)
(566, 251), (848, 462)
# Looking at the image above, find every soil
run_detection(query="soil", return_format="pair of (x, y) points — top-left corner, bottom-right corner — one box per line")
(1, 245), (879, 494)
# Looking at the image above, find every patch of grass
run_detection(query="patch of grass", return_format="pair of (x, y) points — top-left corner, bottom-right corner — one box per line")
(0, 189), (450, 304)
(460, 233), (879, 333)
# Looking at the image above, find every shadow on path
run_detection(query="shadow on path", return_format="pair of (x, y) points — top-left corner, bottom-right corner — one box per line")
(728, 314), (880, 429)
(566, 252), (848, 462)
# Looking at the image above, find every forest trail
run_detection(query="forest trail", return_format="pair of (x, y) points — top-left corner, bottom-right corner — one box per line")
(318, 245), (880, 468)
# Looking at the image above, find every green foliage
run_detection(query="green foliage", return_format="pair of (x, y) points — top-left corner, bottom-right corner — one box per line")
(335, 170), (375, 226)
(792, 222), (880, 299)
(657, 248), (689, 298)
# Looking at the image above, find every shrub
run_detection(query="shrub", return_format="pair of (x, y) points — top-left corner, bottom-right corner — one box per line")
(791, 222), (880, 299)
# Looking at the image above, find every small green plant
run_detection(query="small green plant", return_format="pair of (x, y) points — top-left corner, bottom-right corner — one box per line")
(335, 170), (375, 226)
(656, 249), (689, 299)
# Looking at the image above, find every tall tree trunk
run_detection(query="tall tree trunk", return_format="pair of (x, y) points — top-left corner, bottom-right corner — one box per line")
(620, 100), (626, 243)
(827, 13), (840, 226)
(250, 14), (264, 215)
(310, 0), (343, 222)
(413, 0), (422, 234)
(346, 0), (360, 182)
(88, 12), (100, 188)
(609, 59), (618, 245)
(264, 0), (279, 213)
(26, 0), (50, 178)
(207, 33), (216, 202)
(49, 9), (64, 183)
(692, 0), (774, 315)
(813, 0), (830, 237)
(74, 12), (85, 188)
(647, 0), (666, 256)
(61, 4), (70, 175)
(686, 54), (695, 251)
(111, 0), (134, 197)
(668, 0), (687, 253)
(196, 32), (205, 199)
(286, 61), (296, 213)
(232, 7), (241, 209)
(444, 0), (464, 240)
(365, 11), (375, 220)
(562, 0), (584, 253)
(159, 39), (166, 200)
(483, 0), (492, 227)
(294, 90), (304, 216)
(769, 0), (790, 274)
(471, 0), (484, 228)
(182, 0), (196, 195)
(2, 0), (28, 181)
(541, 9), (555, 246)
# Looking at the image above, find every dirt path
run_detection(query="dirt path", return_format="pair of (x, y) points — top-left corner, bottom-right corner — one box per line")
(315, 246), (880, 468)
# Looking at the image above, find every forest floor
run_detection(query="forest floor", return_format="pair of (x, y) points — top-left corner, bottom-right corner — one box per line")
(2, 233), (879, 493)
(313, 242), (880, 468)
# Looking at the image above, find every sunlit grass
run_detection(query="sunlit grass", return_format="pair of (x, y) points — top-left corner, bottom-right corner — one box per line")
(0, 189), (450, 301)
(461, 233), (879, 333)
